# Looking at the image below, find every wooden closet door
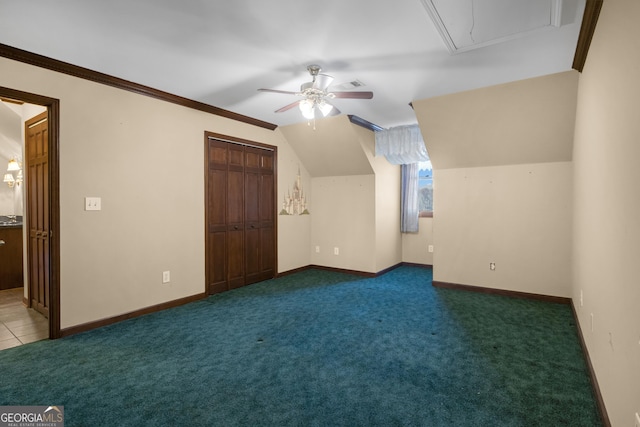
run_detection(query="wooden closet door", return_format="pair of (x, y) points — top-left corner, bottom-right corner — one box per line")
(206, 139), (229, 294)
(226, 144), (245, 290)
(257, 149), (275, 282)
(244, 147), (275, 285)
(205, 136), (276, 294)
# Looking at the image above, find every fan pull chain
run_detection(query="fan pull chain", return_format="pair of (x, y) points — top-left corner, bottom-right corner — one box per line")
(307, 118), (317, 131)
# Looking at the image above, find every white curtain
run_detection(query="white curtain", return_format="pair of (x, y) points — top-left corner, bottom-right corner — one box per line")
(375, 124), (429, 165)
(375, 124), (427, 233)
(400, 163), (420, 233)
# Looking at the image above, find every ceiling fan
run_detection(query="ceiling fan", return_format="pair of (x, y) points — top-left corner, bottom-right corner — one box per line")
(258, 65), (374, 120)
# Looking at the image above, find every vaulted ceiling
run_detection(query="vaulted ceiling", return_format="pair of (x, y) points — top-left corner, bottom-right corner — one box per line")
(0, 0), (587, 130)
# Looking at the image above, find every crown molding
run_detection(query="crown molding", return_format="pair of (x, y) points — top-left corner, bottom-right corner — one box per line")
(348, 115), (384, 132)
(572, 0), (603, 72)
(0, 43), (277, 130)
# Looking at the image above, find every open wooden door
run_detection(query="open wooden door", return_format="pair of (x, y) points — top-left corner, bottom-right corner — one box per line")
(25, 111), (50, 318)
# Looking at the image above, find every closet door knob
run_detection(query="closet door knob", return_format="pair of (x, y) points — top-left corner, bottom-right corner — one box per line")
(0, 240), (5, 246)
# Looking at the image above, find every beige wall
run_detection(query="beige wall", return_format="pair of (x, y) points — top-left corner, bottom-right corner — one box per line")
(0, 102), (22, 216)
(282, 117), (402, 274)
(0, 56), (309, 329)
(414, 71), (578, 297)
(572, 0), (640, 424)
(414, 71), (578, 169)
(276, 148), (312, 273)
(402, 217), (433, 266)
(354, 124), (402, 272)
(433, 162), (573, 297)
(310, 174), (376, 272)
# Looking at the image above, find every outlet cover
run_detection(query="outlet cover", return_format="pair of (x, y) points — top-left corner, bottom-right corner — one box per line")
(162, 271), (170, 283)
(634, 412), (640, 427)
(489, 262), (496, 271)
(580, 289), (583, 307)
(428, 245), (434, 253)
(334, 247), (339, 255)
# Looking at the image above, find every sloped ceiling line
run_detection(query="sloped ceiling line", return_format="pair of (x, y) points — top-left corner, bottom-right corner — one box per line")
(572, 0), (603, 71)
(0, 43), (277, 131)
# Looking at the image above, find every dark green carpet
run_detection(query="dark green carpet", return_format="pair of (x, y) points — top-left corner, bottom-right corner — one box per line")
(0, 266), (601, 426)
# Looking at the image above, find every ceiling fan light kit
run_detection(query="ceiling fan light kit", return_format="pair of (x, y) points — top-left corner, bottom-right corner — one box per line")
(258, 64), (374, 121)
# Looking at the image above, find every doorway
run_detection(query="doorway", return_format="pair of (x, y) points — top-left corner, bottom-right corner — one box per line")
(0, 86), (60, 345)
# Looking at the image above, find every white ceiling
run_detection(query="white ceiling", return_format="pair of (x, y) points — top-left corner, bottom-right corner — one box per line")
(0, 0), (585, 130)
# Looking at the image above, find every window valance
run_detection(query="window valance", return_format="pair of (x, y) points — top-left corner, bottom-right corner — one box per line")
(375, 124), (429, 165)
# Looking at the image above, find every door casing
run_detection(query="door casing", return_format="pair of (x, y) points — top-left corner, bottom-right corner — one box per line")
(0, 86), (60, 339)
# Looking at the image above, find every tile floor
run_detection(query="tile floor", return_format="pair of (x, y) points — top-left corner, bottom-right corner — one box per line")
(0, 287), (49, 350)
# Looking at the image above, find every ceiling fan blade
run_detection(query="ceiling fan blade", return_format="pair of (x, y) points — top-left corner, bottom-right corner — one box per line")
(331, 91), (374, 99)
(328, 104), (341, 116)
(275, 100), (301, 113)
(258, 88), (299, 95)
(313, 74), (334, 90)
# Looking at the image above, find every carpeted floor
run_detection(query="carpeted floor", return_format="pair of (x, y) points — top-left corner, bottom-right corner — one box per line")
(0, 266), (602, 426)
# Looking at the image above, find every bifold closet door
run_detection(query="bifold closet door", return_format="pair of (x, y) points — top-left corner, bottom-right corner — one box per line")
(244, 146), (275, 286)
(206, 138), (275, 294)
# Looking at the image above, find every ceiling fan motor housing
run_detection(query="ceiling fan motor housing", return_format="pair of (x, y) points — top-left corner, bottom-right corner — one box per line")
(307, 64), (322, 77)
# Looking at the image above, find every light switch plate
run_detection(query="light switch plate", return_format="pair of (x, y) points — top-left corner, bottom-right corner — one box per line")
(84, 197), (101, 211)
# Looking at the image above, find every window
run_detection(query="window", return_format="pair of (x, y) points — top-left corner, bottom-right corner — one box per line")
(418, 161), (433, 217)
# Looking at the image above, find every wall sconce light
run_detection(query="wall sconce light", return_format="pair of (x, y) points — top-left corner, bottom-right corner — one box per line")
(7, 158), (20, 171)
(4, 158), (23, 188)
(3, 173), (16, 187)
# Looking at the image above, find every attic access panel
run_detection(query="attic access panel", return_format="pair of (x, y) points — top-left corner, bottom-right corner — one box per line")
(421, 0), (562, 53)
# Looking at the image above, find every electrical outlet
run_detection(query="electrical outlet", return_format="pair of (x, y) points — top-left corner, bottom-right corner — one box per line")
(489, 262), (496, 271)
(428, 245), (434, 253)
(84, 197), (101, 211)
(334, 247), (339, 255)
(315, 246), (320, 253)
(162, 271), (170, 284)
(635, 412), (640, 427)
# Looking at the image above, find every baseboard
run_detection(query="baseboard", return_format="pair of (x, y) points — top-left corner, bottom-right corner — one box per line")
(400, 262), (433, 270)
(59, 292), (207, 338)
(570, 302), (611, 427)
(276, 265), (312, 278)
(278, 262), (431, 278)
(278, 264), (376, 278)
(308, 265), (378, 277)
(22, 296), (28, 307)
(432, 280), (571, 305)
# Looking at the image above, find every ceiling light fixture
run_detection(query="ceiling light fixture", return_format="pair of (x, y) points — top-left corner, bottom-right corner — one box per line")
(258, 63), (376, 125)
(298, 95), (334, 120)
(299, 99), (315, 119)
